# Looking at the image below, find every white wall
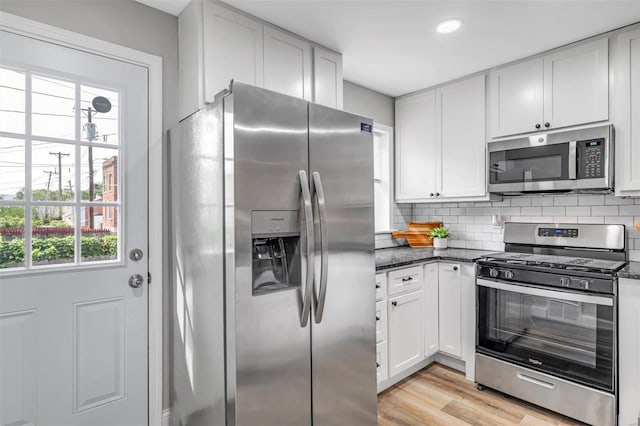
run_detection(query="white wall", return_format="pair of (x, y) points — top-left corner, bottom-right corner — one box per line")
(343, 80), (394, 128)
(0, 0), (179, 410)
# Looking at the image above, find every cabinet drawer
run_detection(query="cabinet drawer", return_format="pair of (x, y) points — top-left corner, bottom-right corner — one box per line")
(376, 341), (388, 383)
(376, 300), (388, 344)
(376, 273), (387, 301)
(388, 266), (423, 296)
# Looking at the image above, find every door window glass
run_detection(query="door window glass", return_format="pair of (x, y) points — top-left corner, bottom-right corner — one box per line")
(0, 67), (122, 271)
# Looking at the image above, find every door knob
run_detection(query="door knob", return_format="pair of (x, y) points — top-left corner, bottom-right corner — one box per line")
(129, 274), (145, 288)
(129, 248), (144, 261)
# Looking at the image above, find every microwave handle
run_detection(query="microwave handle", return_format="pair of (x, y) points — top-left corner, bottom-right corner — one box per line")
(568, 141), (577, 180)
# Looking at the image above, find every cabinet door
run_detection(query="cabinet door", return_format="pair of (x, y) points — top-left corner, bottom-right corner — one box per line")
(615, 29), (640, 195)
(313, 47), (343, 109)
(388, 290), (424, 377)
(203, 2), (264, 102)
(387, 265), (423, 296)
(436, 75), (486, 198)
(438, 263), (462, 357)
(618, 278), (640, 425)
(423, 263), (439, 358)
(543, 38), (609, 130)
(375, 300), (388, 344)
(263, 26), (312, 100)
(376, 341), (389, 383)
(489, 58), (544, 138)
(395, 91), (437, 201)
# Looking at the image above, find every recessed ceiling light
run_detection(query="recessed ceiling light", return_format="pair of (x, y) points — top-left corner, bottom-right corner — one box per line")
(437, 19), (463, 34)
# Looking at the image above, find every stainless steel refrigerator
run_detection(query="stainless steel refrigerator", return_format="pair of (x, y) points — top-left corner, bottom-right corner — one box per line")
(168, 82), (376, 426)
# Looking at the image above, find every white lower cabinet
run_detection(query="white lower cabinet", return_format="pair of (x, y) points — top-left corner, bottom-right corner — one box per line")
(388, 290), (424, 377)
(618, 278), (640, 425)
(376, 341), (389, 382)
(423, 263), (439, 358)
(375, 300), (387, 344)
(438, 263), (462, 357)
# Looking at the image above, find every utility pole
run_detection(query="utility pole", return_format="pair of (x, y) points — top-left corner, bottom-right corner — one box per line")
(86, 106), (95, 229)
(43, 170), (57, 218)
(49, 151), (69, 218)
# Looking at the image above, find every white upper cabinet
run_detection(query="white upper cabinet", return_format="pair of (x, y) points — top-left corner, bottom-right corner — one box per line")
(436, 75), (486, 198)
(263, 26), (312, 101)
(204, 2), (263, 102)
(395, 75), (487, 203)
(489, 58), (544, 138)
(178, 1), (341, 120)
(615, 28), (640, 195)
(313, 47), (343, 109)
(489, 38), (609, 138)
(543, 38), (609, 130)
(395, 90), (437, 202)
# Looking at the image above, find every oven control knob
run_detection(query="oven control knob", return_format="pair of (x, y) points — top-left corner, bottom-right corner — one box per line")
(489, 268), (499, 278)
(560, 277), (571, 287)
(579, 279), (590, 290)
(504, 270), (515, 280)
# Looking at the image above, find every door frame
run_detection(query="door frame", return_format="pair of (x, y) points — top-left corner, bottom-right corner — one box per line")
(0, 12), (164, 426)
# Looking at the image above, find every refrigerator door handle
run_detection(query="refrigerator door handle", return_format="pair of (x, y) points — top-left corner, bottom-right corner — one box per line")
(299, 170), (314, 327)
(312, 171), (329, 323)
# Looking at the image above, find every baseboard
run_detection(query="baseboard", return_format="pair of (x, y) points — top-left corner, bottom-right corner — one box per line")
(161, 408), (172, 426)
(434, 353), (466, 374)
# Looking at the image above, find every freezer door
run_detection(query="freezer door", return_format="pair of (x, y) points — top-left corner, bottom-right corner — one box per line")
(309, 104), (377, 425)
(226, 83), (313, 426)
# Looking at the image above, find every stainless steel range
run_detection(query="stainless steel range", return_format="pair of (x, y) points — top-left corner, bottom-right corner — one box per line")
(475, 222), (627, 426)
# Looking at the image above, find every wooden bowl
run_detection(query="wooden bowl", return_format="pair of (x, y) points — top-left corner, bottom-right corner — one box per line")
(392, 221), (443, 248)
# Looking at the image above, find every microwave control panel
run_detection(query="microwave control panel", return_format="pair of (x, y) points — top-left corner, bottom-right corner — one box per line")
(577, 138), (605, 179)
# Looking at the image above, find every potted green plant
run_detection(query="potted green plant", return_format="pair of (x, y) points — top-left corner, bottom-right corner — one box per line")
(429, 227), (450, 249)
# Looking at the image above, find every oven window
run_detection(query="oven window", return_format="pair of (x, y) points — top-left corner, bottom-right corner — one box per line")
(490, 144), (569, 184)
(477, 284), (614, 392)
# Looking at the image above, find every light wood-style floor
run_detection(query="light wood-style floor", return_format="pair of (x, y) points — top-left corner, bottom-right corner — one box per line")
(377, 363), (585, 426)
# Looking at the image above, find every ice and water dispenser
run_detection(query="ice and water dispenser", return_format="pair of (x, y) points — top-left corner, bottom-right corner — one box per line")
(251, 211), (301, 296)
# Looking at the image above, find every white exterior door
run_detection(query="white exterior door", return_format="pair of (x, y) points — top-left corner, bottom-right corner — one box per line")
(0, 30), (148, 426)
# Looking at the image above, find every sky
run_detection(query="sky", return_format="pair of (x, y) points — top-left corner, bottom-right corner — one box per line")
(0, 67), (120, 201)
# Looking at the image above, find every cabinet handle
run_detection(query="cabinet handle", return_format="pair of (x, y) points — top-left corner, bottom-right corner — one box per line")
(376, 316), (380, 321)
(391, 301), (398, 307)
(401, 277), (412, 282)
(430, 193), (435, 197)
(377, 362), (381, 368)
(453, 266), (458, 271)
(376, 284), (381, 289)
(535, 123), (541, 129)
(544, 122), (550, 128)
(435, 192), (440, 197)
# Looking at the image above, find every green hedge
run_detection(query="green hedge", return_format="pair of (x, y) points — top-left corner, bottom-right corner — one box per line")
(0, 235), (118, 268)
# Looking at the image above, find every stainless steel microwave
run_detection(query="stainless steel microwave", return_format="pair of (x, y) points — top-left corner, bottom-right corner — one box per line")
(488, 125), (613, 194)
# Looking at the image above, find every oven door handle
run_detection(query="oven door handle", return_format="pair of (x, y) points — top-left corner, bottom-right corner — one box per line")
(476, 279), (614, 306)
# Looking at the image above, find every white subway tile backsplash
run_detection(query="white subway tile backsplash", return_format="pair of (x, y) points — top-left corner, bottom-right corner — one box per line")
(619, 205), (640, 216)
(466, 224), (484, 233)
(501, 207), (522, 215)
(466, 240), (484, 249)
(566, 206), (591, 216)
(436, 208), (450, 215)
(605, 216), (634, 226)
(475, 216), (493, 224)
(520, 207), (543, 216)
(543, 207), (565, 216)
(467, 207), (484, 215)
(629, 250), (640, 262)
(553, 195), (578, 206)
(591, 205), (619, 216)
(450, 208), (466, 215)
(459, 216), (475, 224)
(483, 241), (504, 251)
(605, 195), (635, 205)
(578, 216), (605, 224)
(553, 216), (578, 223)
(579, 195), (605, 205)
(531, 197), (554, 207)
(492, 200), (511, 207)
(510, 197), (532, 207)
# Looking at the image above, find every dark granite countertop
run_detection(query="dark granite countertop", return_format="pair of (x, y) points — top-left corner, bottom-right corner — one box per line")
(618, 261), (640, 280)
(375, 246), (497, 271)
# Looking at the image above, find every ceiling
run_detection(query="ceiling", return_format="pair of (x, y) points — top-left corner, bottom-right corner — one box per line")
(136, 1), (640, 97)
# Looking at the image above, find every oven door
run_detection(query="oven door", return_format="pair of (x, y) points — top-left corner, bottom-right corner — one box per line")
(488, 142), (574, 192)
(477, 279), (615, 392)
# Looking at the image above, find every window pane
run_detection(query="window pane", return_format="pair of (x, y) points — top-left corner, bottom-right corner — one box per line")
(0, 205), (25, 268)
(81, 146), (118, 201)
(0, 67), (25, 134)
(31, 141), (76, 202)
(32, 75), (75, 139)
(32, 205), (75, 266)
(0, 137), (25, 200)
(81, 206), (118, 262)
(80, 85), (119, 144)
